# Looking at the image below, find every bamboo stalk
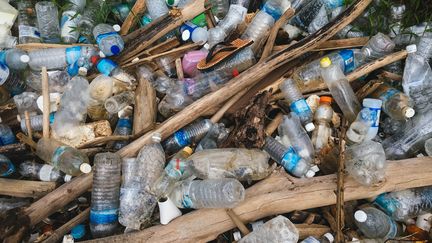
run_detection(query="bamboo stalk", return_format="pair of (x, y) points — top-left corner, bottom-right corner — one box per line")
(204, 8), (216, 29)
(0, 178), (56, 198)
(41, 67), (49, 139)
(120, 0), (146, 35)
(43, 208), (90, 243)
(77, 135), (131, 149)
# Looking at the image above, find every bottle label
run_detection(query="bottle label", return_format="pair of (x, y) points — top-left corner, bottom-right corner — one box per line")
(67, 62), (79, 76)
(18, 25), (41, 39)
(324, 0), (345, 9)
(183, 78), (197, 96)
(0, 64), (10, 85)
(0, 51), (6, 65)
(263, 5), (282, 20)
(379, 88), (398, 103)
(174, 129), (190, 147)
(365, 107), (381, 128)
(51, 146), (67, 168)
(165, 158), (187, 179)
(181, 193), (194, 208)
(96, 59), (117, 76)
(65, 46), (82, 65)
(374, 193), (398, 216)
(180, 22), (198, 41)
(90, 208), (118, 224)
(0, 159), (15, 177)
(117, 118), (132, 129)
(61, 11), (80, 40)
(290, 99), (312, 117)
(280, 147), (301, 173)
(38, 164), (55, 182)
(96, 32), (118, 46)
(338, 49), (355, 73)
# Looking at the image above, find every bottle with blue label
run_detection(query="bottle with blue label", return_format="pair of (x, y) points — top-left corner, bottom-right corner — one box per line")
(0, 154), (15, 177)
(362, 98), (382, 141)
(0, 49), (30, 70)
(93, 24), (124, 56)
(71, 224), (86, 240)
(17, 0), (41, 44)
(346, 108), (374, 145)
(0, 118), (16, 146)
(111, 118), (132, 150)
(280, 78), (315, 132)
(90, 152), (121, 238)
(300, 233), (334, 243)
(91, 56), (136, 87)
(170, 178), (245, 209)
(354, 207), (402, 240)
(60, 0), (86, 43)
(262, 0), (291, 20)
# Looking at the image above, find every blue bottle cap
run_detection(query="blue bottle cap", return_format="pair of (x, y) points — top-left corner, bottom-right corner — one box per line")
(71, 224), (86, 239)
(111, 45), (121, 55)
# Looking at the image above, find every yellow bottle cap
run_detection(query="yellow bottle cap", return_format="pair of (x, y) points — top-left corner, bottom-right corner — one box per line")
(320, 57), (332, 68)
(183, 146), (193, 156)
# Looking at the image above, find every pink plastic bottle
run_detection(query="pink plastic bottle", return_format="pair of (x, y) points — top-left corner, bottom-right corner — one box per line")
(182, 50), (208, 77)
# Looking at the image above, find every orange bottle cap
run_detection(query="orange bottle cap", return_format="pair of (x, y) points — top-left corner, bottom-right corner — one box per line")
(320, 96), (332, 104)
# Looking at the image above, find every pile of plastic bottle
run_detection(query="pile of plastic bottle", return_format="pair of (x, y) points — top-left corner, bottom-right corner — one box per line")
(0, 0), (432, 242)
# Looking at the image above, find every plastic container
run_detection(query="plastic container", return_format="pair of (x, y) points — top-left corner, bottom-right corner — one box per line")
(28, 46), (96, 71)
(311, 96), (333, 150)
(170, 178), (245, 209)
(92, 57), (136, 86)
(0, 49), (30, 70)
(354, 207), (402, 239)
(238, 215), (299, 243)
(388, 4), (405, 38)
(346, 108), (374, 145)
(17, 0), (41, 44)
(146, 0), (170, 19)
(361, 33), (395, 62)
(262, 0), (291, 20)
(280, 78), (315, 131)
(0, 154), (14, 177)
(90, 152), (121, 238)
(0, 119), (16, 145)
(93, 24), (124, 56)
(425, 138), (432, 156)
(210, 47), (256, 74)
(369, 83), (415, 120)
(77, 1), (99, 43)
(111, 118), (132, 150)
(20, 113), (55, 134)
(35, 1), (60, 43)
(320, 57), (361, 122)
(180, 22), (208, 43)
(362, 98), (382, 141)
(208, 0), (230, 19)
(195, 123), (229, 151)
(182, 50), (208, 77)
(241, 11), (275, 51)
(13, 91), (38, 118)
(19, 161), (71, 182)
(60, 0), (85, 43)
(0, 66), (27, 96)
(104, 91), (135, 114)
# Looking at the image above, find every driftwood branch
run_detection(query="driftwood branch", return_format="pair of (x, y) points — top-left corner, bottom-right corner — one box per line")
(133, 71), (157, 135)
(0, 178), (56, 198)
(272, 37), (369, 53)
(120, 0), (146, 35)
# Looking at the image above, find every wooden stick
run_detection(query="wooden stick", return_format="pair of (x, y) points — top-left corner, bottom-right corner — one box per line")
(226, 209), (250, 236)
(133, 70), (157, 135)
(84, 157), (432, 243)
(204, 9), (216, 29)
(24, 111), (33, 139)
(16, 132), (37, 149)
(336, 119), (347, 243)
(41, 67), (49, 139)
(0, 178), (56, 198)
(265, 113), (283, 136)
(16, 43), (95, 52)
(260, 8), (295, 62)
(175, 58), (184, 80)
(43, 208), (90, 243)
(120, 0), (146, 35)
(380, 70), (402, 81)
(296, 224), (331, 239)
(272, 37), (369, 52)
(77, 135), (131, 149)
(210, 89), (248, 123)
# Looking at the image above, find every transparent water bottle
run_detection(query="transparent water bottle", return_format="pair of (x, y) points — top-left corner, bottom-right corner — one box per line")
(19, 161), (71, 182)
(17, 0), (41, 44)
(346, 108), (374, 145)
(388, 4), (405, 38)
(195, 123), (229, 151)
(28, 47), (83, 71)
(36, 137), (91, 176)
(0, 66), (26, 96)
(301, 233), (334, 243)
(60, 0), (85, 43)
(373, 186), (432, 221)
(77, 1), (99, 43)
(190, 148), (271, 181)
(0, 118), (16, 145)
(110, 118), (132, 150)
(35, 1), (60, 43)
(238, 215), (299, 243)
(263, 136), (314, 178)
(0, 154), (14, 177)
(354, 207), (402, 239)
(90, 152), (121, 238)
(104, 91), (135, 114)
(280, 78), (315, 132)
(210, 47), (256, 74)
(93, 24), (124, 56)
(361, 33), (395, 62)
(25, 69), (70, 93)
(345, 140), (386, 186)
(209, 0), (230, 19)
(91, 56), (136, 87)
(320, 56), (361, 122)
(369, 83), (415, 120)
(146, 0), (169, 20)
(241, 11), (275, 51)
(13, 91), (38, 118)
(279, 114), (315, 163)
(311, 96), (333, 151)
(0, 49), (30, 70)
(20, 113), (55, 134)
(170, 178), (245, 209)
(163, 119), (213, 154)
(362, 98), (382, 141)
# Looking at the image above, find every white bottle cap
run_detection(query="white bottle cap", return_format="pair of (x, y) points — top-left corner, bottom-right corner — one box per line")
(78, 67), (88, 76)
(158, 197), (182, 225)
(324, 233), (334, 243)
(406, 44), (417, 53)
(79, 163), (92, 174)
(64, 175), (73, 182)
(416, 213), (432, 231)
(305, 170), (315, 178)
(310, 165), (320, 173)
(305, 123), (315, 132)
(233, 231), (242, 241)
(99, 51), (106, 58)
(112, 24), (121, 32)
(152, 132), (162, 143)
(62, 234), (74, 243)
(403, 107), (415, 118)
(20, 54), (30, 63)
(203, 43), (210, 50)
(354, 210), (368, 222)
(182, 30), (191, 41)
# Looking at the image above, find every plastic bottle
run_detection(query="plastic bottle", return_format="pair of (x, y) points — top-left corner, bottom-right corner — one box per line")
(0, 49), (30, 70)
(20, 113), (55, 134)
(346, 108), (374, 145)
(36, 138), (91, 176)
(301, 233), (334, 243)
(238, 215), (299, 243)
(241, 11), (275, 51)
(0, 24), (16, 49)
(354, 207), (402, 239)
(90, 152), (121, 238)
(320, 57), (361, 122)
(0, 66), (26, 96)
(388, 4), (405, 38)
(263, 136), (314, 178)
(35, 1), (60, 43)
(0, 154), (14, 177)
(163, 119), (213, 154)
(170, 178), (245, 209)
(182, 50), (208, 77)
(61, 0), (86, 43)
(361, 33), (395, 62)
(369, 83), (415, 120)
(87, 75), (114, 120)
(280, 78), (315, 132)
(77, 1), (99, 43)
(210, 47), (256, 74)
(425, 138), (432, 156)
(110, 118), (132, 150)
(195, 123), (229, 151)
(16, 0), (41, 44)
(416, 213), (432, 232)
(104, 91), (135, 114)
(0, 118), (16, 146)
(25, 69), (70, 93)
(146, 0), (169, 20)
(91, 57), (136, 87)
(362, 98), (382, 141)
(93, 24), (124, 56)
(208, 0), (229, 19)
(311, 96), (333, 151)
(19, 161), (71, 182)
(278, 114), (315, 163)
(13, 92), (39, 119)
(373, 186), (432, 221)
(180, 22), (208, 44)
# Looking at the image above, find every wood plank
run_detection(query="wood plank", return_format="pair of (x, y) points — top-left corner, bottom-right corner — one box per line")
(0, 178), (56, 198)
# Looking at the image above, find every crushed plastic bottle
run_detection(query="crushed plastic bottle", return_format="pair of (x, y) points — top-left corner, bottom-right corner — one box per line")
(388, 4), (405, 38)
(210, 47), (256, 74)
(346, 108), (374, 145)
(0, 49), (30, 70)
(17, 0), (41, 44)
(104, 91), (135, 115)
(35, 1), (60, 43)
(0, 154), (14, 177)
(93, 24), (124, 56)
(25, 69), (70, 93)
(195, 123), (229, 151)
(0, 66), (27, 96)
(110, 118), (132, 150)
(311, 96), (333, 151)
(146, 0), (170, 20)
(361, 33), (395, 62)
(354, 207), (402, 239)
(238, 215), (299, 243)
(13, 91), (38, 118)
(241, 11), (275, 51)
(19, 161), (71, 182)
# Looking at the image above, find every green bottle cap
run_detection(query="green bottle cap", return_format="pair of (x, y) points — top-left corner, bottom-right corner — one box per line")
(191, 13), (207, 27)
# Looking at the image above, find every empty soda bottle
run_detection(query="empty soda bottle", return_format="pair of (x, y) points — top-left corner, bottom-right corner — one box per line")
(17, 0), (41, 44)
(238, 215), (299, 243)
(280, 78), (315, 132)
(354, 207), (402, 239)
(195, 123), (229, 151)
(90, 152), (121, 238)
(190, 148), (272, 181)
(60, 0), (86, 43)
(163, 119), (213, 154)
(362, 98), (382, 141)
(0, 118), (16, 145)
(361, 33), (395, 62)
(93, 24), (124, 56)
(345, 140), (386, 186)
(373, 186), (432, 221)
(35, 1), (60, 43)
(301, 233), (334, 243)
(0, 49), (29, 70)
(346, 108), (374, 145)
(170, 178), (245, 209)
(369, 82), (415, 120)
(91, 56), (136, 87)
(36, 138), (91, 176)
(19, 161), (71, 182)
(104, 91), (135, 114)
(0, 154), (14, 177)
(0, 66), (27, 96)
(311, 96), (333, 151)
(263, 136), (315, 178)
(320, 57), (361, 122)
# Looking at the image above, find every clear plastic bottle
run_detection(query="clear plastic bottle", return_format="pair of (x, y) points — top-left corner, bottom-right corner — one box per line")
(35, 1), (60, 43)
(90, 152), (121, 238)
(373, 186), (432, 221)
(91, 56), (136, 87)
(210, 47), (256, 74)
(369, 83), (415, 120)
(0, 119), (16, 145)
(346, 108), (374, 145)
(425, 138), (432, 156)
(241, 11), (275, 51)
(388, 4), (405, 38)
(19, 161), (71, 182)
(146, 0), (169, 19)
(0, 67), (27, 96)
(280, 78), (315, 132)
(93, 24), (124, 56)
(0, 154), (14, 177)
(20, 113), (55, 134)
(0, 49), (30, 70)
(361, 33), (395, 62)
(0, 198), (30, 211)
(301, 233), (334, 243)
(13, 91), (38, 120)
(170, 178), (245, 209)
(25, 69), (70, 93)
(354, 207), (402, 239)
(87, 74), (114, 121)
(190, 148), (272, 181)
(163, 119), (213, 154)
(209, 0), (230, 19)
(238, 215), (299, 243)
(17, 0), (41, 44)
(320, 57), (361, 122)
(362, 98), (382, 141)
(345, 140), (386, 186)
(263, 136), (314, 178)
(28, 46), (94, 71)
(311, 96), (333, 151)
(77, 1), (99, 43)
(104, 91), (135, 114)
(0, 24), (16, 49)
(36, 137), (91, 176)
(110, 118), (132, 150)
(278, 114), (315, 163)
(60, 0), (86, 43)
(195, 123), (229, 151)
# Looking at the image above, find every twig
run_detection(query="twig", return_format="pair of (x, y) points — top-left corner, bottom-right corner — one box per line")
(175, 57), (184, 80)
(272, 37), (369, 53)
(41, 67), (49, 139)
(204, 8), (216, 28)
(77, 135), (131, 149)
(226, 209), (250, 236)
(16, 132), (37, 149)
(265, 113), (283, 136)
(336, 118), (347, 243)
(120, 0), (146, 35)
(210, 89), (248, 123)
(24, 111), (32, 138)
(380, 70), (402, 81)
